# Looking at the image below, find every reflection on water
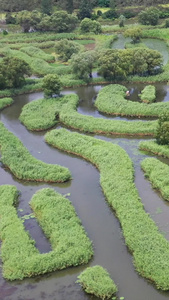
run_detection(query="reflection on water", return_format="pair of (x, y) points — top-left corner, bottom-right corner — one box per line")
(1, 85), (169, 300)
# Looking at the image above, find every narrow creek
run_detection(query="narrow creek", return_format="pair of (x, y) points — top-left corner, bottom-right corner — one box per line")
(1, 82), (169, 300)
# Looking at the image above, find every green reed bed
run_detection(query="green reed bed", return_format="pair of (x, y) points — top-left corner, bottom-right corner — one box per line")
(8, 41), (56, 50)
(45, 128), (169, 290)
(20, 46), (55, 62)
(19, 95), (68, 130)
(0, 97), (13, 110)
(139, 139), (169, 157)
(0, 186), (93, 280)
(139, 85), (156, 103)
(141, 158), (169, 201)
(0, 48), (71, 76)
(0, 122), (70, 182)
(0, 32), (94, 44)
(20, 93), (157, 135)
(0, 80), (43, 98)
(95, 84), (169, 117)
(77, 265), (118, 299)
(125, 42), (148, 49)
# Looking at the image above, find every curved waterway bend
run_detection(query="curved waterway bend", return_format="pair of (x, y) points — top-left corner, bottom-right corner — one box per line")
(0, 89), (169, 300)
(112, 34), (169, 65)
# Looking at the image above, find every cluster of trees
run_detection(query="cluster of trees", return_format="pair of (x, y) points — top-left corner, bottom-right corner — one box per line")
(16, 10), (78, 32)
(98, 48), (163, 79)
(0, 57), (31, 89)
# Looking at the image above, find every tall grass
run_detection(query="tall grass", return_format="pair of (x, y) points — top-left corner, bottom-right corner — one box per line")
(141, 158), (169, 201)
(45, 128), (169, 290)
(20, 46), (55, 62)
(0, 97), (13, 110)
(0, 186), (93, 280)
(139, 85), (156, 103)
(0, 122), (71, 182)
(77, 265), (118, 299)
(139, 140), (169, 158)
(95, 84), (169, 117)
(20, 93), (157, 135)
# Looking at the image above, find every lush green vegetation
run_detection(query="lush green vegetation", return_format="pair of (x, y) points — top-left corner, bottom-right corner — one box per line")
(139, 140), (169, 158)
(77, 265), (118, 299)
(95, 84), (169, 117)
(20, 46), (55, 62)
(139, 85), (156, 103)
(0, 97), (13, 110)
(141, 158), (169, 201)
(156, 112), (169, 145)
(20, 93), (157, 135)
(45, 128), (169, 290)
(0, 122), (71, 182)
(0, 186), (93, 280)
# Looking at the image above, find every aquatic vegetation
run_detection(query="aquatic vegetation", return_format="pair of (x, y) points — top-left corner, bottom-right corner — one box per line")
(0, 186), (93, 280)
(139, 85), (156, 103)
(77, 265), (118, 299)
(0, 97), (13, 110)
(20, 93), (157, 135)
(95, 84), (169, 117)
(141, 158), (169, 201)
(45, 128), (169, 290)
(139, 140), (169, 158)
(0, 122), (71, 182)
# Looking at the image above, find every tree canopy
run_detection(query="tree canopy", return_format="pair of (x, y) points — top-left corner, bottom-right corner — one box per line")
(42, 74), (62, 98)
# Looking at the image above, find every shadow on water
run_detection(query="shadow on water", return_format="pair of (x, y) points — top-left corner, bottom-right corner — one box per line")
(1, 86), (169, 299)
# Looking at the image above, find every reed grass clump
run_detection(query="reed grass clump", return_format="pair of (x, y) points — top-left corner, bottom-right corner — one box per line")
(0, 186), (93, 280)
(45, 128), (169, 290)
(141, 158), (169, 201)
(0, 97), (13, 110)
(77, 265), (118, 299)
(139, 140), (169, 158)
(0, 122), (71, 182)
(20, 93), (157, 135)
(139, 85), (156, 103)
(95, 84), (169, 117)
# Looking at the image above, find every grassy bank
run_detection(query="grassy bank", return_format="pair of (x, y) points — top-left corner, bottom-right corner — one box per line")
(141, 158), (169, 201)
(139, 140), (169, 158)
(0, 122), (71, 182)
(0, 186), (93, 280)
(45, 128), (169, 290)
(20, 93), (157, 136)
(95, 84), (169, 117)
(0, 97), (13, 110)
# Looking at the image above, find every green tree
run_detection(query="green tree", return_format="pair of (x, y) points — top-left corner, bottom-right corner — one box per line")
(156, 112), (169, 145)
(70, 50), (96, 81)
(80, 18), (102, 34)
(41, 0), (52, 15)
(119, 14), (125, 27)
(138, 7), (160, 26)
(98, 49), (125, 79)
(42, 74), (62, 98)
(78, 0), (92, 19)
(124, 27), (143, 43)
(65, 0), (74, 13)
(16, 10), (42, 32)
(55, 39), (82, 61)
(0, 57), (31, 89)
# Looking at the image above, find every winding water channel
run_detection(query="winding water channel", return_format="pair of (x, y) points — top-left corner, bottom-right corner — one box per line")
(1, 37), (169, 300)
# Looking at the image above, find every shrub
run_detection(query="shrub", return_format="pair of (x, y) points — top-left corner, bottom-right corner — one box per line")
(42, 74), (62, 98)
(138, 7), (160, 26)
(55, 39), (82, 61)
(156, 112), (169, 145)
(80, 18), (102, 34)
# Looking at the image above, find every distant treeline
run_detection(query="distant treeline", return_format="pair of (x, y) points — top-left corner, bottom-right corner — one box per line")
(1, 0), (169, 12)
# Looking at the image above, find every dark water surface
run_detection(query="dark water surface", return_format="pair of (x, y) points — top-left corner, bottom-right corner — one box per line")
(1, 85), (169, 300)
